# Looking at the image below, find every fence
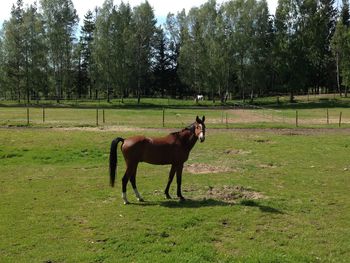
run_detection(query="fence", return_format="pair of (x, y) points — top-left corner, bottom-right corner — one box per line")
(0, 106), (349, 129)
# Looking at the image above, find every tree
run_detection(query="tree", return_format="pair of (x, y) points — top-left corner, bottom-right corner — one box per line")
(22, 3), (49, 102)
(332, 22), (350, 96)
(110, 2), (134, 101)
(274, 0), (309, 102)
(152, 26), (171, 97)
(341, 0), (350, 27)
(3, 0), (25, 102)
(40, 0), (78, 102)
(0, 29), (6, 98)
(177, 7), (203, 97)
(249, 0), (274, 99)
(93, 0), (114, 102)
(131, 1), (157, 103)
(297, 0), (336, 95)
(199, 0), (226, 101)
(77, 10), (95, 98)
(331, 0), (350, 97)
(164, 11), (186, 97)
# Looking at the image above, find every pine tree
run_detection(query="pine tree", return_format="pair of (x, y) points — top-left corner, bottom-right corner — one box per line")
(78, 10), (95, 98)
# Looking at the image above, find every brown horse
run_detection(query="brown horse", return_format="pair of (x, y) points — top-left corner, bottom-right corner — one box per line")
(109, 116), (206, 204)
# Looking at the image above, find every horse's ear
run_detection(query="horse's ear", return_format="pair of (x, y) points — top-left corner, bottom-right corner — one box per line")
(202, 116), (205, 122)
(196, 116), (200, 123)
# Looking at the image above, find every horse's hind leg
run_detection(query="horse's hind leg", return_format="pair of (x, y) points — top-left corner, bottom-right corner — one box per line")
(164, 165), (176, 199)
(122, 165), (134, 205)
(176, 164), (185, 201)
(130, 163), (144, 202)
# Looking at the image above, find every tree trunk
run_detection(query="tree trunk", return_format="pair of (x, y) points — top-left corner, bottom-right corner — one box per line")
(137, 80), (141, 104)
(290, 89), (294, 103)
(336, 52), (342, 97)
(106, 83), (110, 103)
(137, 47), (141, 105)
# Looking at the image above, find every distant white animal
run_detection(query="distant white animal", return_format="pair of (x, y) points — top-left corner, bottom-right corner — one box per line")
(195, 95), (204, 102)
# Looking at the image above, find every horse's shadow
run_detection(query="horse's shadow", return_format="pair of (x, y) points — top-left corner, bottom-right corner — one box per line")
(239, 200), (284, 214)
(131, 198), (283, 213)
(160, 198), (230, 208)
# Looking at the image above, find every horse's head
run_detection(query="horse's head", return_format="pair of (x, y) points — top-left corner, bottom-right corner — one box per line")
(195, 116), (206, 142)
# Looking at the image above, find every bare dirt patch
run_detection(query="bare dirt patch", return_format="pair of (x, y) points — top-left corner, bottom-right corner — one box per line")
(205, 185), (265, 203)
(224, 149), (251, 155)
(54, 126), (148, 132)
(184, 163), (235, 174)
(259, 163), (278, 169)
(227, 109), (275, 123)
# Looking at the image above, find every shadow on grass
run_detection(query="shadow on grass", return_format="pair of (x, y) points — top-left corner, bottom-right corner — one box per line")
(128, 198), (283, 214)
(239, 200), (284, 214)
(159, 198), (231, 208)
(159, 199), (283, 214)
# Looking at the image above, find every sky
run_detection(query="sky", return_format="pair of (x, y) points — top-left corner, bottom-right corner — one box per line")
(0, 0), (278, 27)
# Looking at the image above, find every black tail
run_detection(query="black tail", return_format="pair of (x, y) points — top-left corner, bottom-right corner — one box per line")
(109, 137), (124, 187)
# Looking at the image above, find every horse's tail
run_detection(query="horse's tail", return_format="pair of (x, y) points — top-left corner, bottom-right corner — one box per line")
(109, 137), (124, 187)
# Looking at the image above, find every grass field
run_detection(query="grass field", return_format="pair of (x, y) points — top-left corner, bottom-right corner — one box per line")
(1, 126), (350, 262)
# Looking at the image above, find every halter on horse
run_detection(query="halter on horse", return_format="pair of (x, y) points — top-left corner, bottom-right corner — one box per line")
(109, 116), (206, 204)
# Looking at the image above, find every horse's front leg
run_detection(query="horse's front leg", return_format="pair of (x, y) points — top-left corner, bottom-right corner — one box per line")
(164, 165), (176, 199)
(176, 164), (185, 201)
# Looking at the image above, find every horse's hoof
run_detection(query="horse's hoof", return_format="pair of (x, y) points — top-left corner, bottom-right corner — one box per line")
(123, 201), (130, 205)
(179, 197), (186, 202)
(165, 195), (172, 199)
(138, 198), (145, 202)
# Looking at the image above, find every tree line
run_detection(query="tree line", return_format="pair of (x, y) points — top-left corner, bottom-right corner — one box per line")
(0, 0), (349, 103)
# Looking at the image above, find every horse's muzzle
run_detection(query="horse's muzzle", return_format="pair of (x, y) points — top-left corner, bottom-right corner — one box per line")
(200, 137), (205, 143)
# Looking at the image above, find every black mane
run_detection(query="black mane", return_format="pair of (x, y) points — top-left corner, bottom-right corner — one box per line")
(170, 122), (195, 136)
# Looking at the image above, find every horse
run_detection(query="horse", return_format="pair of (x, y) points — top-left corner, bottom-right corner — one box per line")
(195, 95), (204, 102)
(109, 116), (206, 204)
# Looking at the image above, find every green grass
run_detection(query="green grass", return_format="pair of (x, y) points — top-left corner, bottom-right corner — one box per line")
(1, 128), (350, 262)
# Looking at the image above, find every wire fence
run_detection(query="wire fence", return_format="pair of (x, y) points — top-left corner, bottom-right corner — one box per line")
(0, 106), (349, 128)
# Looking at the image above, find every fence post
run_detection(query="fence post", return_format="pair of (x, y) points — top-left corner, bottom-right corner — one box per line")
(103, 109), (105, 124)
(96, 108), (99, 126)
(162, 108), (165, 127)
(339, 112), (342, 127)
(27, 107), (29, 126)
(326, 109), (329, 125)
(296, 110), (298, 127)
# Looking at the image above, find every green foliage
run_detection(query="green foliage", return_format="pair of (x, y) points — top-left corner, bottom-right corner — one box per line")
(331, 13), (350, 96)
(40, 0), (79, 102)
(77, 10), (96, 99)
(0, 0), (348, 102)
(131, 1), (157, 103)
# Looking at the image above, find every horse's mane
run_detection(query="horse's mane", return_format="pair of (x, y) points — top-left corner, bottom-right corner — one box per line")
(170, 123), (195, 136)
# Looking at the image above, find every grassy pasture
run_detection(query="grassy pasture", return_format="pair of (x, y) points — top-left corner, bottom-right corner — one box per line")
(1, 127), (350, 262)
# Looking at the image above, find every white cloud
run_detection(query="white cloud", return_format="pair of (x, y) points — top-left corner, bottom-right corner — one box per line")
(1, 0), (278, 26)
